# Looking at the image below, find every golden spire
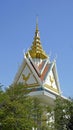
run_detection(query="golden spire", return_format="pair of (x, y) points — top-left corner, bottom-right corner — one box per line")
(36, 16), (39, 32)
(26, 20), (48, 59)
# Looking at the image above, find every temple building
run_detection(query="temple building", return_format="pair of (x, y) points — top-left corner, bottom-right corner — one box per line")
(13, 22), (62, 106)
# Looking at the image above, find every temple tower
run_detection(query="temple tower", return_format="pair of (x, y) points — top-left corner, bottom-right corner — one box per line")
(14, 22), (61, 106)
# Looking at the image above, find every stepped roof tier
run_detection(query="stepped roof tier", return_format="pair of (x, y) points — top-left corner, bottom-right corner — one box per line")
(26, 23), (48, 59)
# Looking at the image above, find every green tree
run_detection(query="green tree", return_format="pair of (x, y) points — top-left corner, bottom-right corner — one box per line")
(0, 83), (51, 130)
(0, 83), (34, 130)
(67, 98), (73, 130)
(54, 96), (73, 130)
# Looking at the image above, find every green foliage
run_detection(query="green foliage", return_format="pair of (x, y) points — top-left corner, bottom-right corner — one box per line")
(1, 83), (73, 130)
(54, 96), (73, 130)
(67, 98), (73, 130)
(0, 83), (52, 130)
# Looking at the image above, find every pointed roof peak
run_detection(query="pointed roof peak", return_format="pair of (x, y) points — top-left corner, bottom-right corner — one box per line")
(35, 16), (40, 38)
(36, 16), (39, 32)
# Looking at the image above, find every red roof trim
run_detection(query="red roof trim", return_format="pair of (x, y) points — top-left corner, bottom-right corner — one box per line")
(40, 64), (50, 81)
(38, 61), (46, 71)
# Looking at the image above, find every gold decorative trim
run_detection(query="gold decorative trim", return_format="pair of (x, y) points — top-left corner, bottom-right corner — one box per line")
(22, 73), (31, 81)
(44, 84), (59, 94)
(23, 83), (39, 87)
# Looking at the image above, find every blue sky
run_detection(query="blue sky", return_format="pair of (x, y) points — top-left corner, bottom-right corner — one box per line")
(0, 0), (73, 97)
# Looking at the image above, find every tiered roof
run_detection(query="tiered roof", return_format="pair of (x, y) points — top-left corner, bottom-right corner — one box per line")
(26, 22), (48, 59)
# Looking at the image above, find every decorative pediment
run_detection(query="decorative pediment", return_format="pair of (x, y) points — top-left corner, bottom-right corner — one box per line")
(17, 63), (39, 87)
(43, 62), (61, 94)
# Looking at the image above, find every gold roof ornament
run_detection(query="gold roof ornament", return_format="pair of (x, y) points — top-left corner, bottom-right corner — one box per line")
(26, 20), (48, 59)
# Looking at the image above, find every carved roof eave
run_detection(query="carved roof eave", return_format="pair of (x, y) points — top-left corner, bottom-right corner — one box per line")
(53, 61), (62, 95)
(13, 59), (26, 84)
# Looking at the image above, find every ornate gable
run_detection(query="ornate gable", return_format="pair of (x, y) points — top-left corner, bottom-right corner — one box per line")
(43, 61), (61, 95)
(14, 56), (41, 88)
